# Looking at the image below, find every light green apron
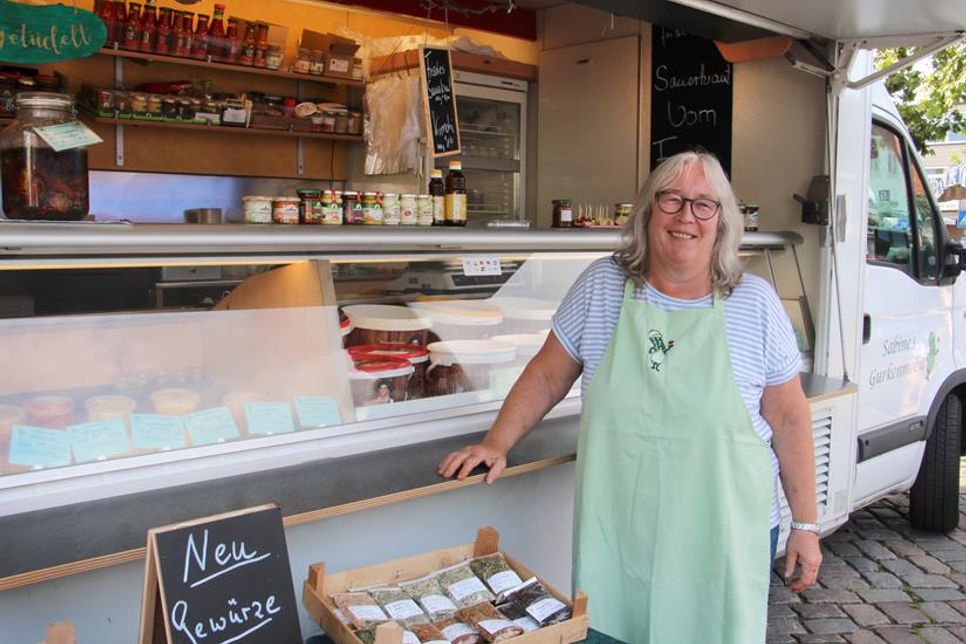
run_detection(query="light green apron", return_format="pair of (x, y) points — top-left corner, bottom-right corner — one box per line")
(573, 280), (773, 642)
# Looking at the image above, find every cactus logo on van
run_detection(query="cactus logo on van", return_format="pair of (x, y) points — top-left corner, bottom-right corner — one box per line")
(927, 331), (939, 380)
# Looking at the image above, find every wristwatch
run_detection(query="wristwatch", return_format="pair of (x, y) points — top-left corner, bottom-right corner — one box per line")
(790, 520), (821, 534)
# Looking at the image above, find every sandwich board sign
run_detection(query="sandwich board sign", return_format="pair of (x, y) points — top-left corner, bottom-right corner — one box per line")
(138, 504), (302, 643)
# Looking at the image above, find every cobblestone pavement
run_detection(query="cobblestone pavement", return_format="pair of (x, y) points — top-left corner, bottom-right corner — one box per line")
(768, 462), (966, 643)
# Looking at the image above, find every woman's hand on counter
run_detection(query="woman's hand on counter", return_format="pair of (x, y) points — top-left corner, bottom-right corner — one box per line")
(438, 443), (508, 484)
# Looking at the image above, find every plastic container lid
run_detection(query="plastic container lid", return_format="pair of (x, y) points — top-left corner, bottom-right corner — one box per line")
(343, 304), (433, 332)
(487, 297), (558, 322)
(349, 358), (414, 380)
(84, 395), (138, 415)
(427, 340), (517, 366)
(243, 195), (273, 202)
(348, 343), (430, 364)
(491, 333), (547, 358)
(410, 300), (503, 326)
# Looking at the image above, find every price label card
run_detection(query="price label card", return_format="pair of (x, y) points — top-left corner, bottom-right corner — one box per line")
(34, 122), (103, 152)
(183, 407), (240, 446)
(131, 414), (186, 450)
(8, 425), (72, 468)
(68, 418), (131, 463)
(462, 256), (502, 277)
(245, 402), (296, 436)
(295, 396), (342, 428)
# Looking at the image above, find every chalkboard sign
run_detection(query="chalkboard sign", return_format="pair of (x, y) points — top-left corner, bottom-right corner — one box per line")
(420, 46), (461, 157)
(0, 0), (107, 64)
(650, 26), (733, 175)
(138, 504), (302, 644)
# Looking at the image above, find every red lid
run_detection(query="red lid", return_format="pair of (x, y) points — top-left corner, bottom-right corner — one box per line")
(352, 358), (412, 373)
(348, 343), (430, 364)
(284, 97), (297, 107)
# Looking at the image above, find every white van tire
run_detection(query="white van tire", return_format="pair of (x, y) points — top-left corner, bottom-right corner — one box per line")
(909, 395), (962, 533)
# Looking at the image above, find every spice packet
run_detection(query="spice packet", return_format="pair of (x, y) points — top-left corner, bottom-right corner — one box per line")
(495, 601), (541, 633)
(456, 602), (524, 642)
(438, 561), (495, 608)
(433, 617), (483, 644)
(332, 591), (389, 630)
(410, 622), (450, 644)
(503, 577), (571, 626)
(469, 553), (525, 599)
(369, 586), (429, 626)
(400, 573), (460, 621)
(355, 622), (420, 644)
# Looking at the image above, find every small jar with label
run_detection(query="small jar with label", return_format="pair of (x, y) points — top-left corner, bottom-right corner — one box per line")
(131, 92), (148, 115)
(614, 203), (633, 225)
(310, 50), (325, 76)
(342, 190), (363, 224)
(293, 48), (312, 74)
(321, 110), (337, 133)
(399, 194), (417, 226)
(161, 97), (178, 120)
(297, 188), (323, 224)
(321, 190), (343, 225)
(742, 204), (760, 232)
(552, 199), (573, 228)
(146, 95), (163, 118)
(242, 195), (273, 223)
(352, 57), (364, 80)
(333, 108), (349, 134)
(416, 194), (433, 226)
(382, 193), (400, 225)
(272, 197), (300, 224)
(347, 111), (362, 134)
(265, 44), (283, 70)
(362, 192), (383, 225)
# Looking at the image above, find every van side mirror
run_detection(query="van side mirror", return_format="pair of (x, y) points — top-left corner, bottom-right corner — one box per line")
(942, 240), (965, 280)
(794, 175), (830, 225)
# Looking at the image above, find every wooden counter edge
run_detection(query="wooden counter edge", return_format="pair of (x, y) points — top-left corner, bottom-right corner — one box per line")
(0, 453), (575, 592)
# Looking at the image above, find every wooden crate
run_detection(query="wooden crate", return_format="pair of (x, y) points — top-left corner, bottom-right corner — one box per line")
(303, 527), (589, 644)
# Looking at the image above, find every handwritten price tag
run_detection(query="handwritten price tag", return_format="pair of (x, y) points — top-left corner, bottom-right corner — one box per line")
(34, 121), (103, 152)
(294, 396), (343, 428)
(68, 418), (130, 463)
(131, 414), (186, 450)
(245, 402), (296, 436)
(183, 407), (240, 446)
(462, 257), (502, 276)
(8, 425), (72, 468)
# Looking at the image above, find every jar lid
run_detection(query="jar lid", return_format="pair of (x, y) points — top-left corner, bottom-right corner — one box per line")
(427, 340), (517, 366)
(297, 189), (321, 197)
(348, 343), (430, 364)
(15, 92), (73, 109)
(401, 194), (417, 199)
(350, 358), (414, 379)
(243, 195), (274, 201)
(273, 197), (300, 204)
(431, 169), (443, 178)
(448, 161), (462, 170)
(343, 304), (433, 332)
(363, 192), (379, 197)
(342, 190), (358, 197)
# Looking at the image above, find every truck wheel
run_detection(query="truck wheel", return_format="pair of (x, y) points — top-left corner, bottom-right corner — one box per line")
(909, 395), (962, 532)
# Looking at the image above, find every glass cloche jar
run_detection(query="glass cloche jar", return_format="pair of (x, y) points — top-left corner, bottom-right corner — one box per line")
(0, 92), (90, 221)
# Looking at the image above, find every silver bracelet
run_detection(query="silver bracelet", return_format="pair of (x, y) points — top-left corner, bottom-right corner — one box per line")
(790, 520), (820, 534)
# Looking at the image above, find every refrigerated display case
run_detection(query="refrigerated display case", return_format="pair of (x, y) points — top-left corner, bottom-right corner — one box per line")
(431, 71), (528, 223)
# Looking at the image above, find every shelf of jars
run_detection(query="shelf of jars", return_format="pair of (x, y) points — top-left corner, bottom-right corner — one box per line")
(85, 113), (365, 142)
(98, 47), (365, 89)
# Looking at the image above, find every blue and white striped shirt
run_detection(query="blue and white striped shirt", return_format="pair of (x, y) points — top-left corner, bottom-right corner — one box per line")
(552, 256), (802, 527)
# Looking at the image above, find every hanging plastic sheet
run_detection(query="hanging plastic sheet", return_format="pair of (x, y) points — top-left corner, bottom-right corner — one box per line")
(364, 74), (423, 175)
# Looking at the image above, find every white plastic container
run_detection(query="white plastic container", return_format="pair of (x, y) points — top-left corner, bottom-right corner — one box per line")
(342, 304), (434, 347)
(426, 339), (516, 395)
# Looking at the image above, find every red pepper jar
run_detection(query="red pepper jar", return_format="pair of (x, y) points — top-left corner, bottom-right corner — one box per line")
(138, 0), (158, 53)
(239, 21), (256, 65)
(96, 0), (116, 48)
(208, 4), (227, 63)
(122, 3), (142, 51)
(155, 7), (173, 55)
(191, 13), (210, 60)
(177, 12), (194, 57)
(226, 18), (241, 65)
(111, 0), (127, 47)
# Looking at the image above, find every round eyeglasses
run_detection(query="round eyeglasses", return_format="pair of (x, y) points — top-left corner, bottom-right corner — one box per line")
(655, 190), (721, 220)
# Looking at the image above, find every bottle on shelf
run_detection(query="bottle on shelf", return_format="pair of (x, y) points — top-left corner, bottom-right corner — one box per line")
(239, 21), (256, 66)
(155, 7), (173, 55)
(208, 3), (227, 63)
(177, 12), (194, 57)
(429, 169), (445, 226)
(226, 18), (241, 64)
(96, 0), (117, 48)
(191, 13), (210, 60)
(444, 161), (467, 226)
(111, 0), (127, 47)
(138, 0), (159, 53)
(122, 3), (142, 51)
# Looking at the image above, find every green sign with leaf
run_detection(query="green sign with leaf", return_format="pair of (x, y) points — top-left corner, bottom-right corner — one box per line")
(0, 0), (107, 64)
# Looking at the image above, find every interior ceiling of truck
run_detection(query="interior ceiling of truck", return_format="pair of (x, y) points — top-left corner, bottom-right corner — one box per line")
(515, 0), (966, 43)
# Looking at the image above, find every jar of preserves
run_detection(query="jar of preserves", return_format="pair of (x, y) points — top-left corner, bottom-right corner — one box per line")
(342, 190), (363, 224)
(146, 95), (163, 118)
(294, 48), (312, 74)
(552, 199), (573, 228)
(242, 195), (273, 223)
(310, 50), (325, 76)
(272, 197), (300, 224)
(347, 111), (362, 135)
(0, 93), (90, 221)
(161, 97), (178, 119)
(399, 194), (417, 226)
(382, 193), (400, 225)
(321, 189), (343, 225)
(333, 108), (349, 134)
(416, 194), (433, 226)
(362, 192), (383, 225)
(614, 203), (633, 225)
(297, 188), (322, 224)
(131, 92), (148, 114)
(265, 44), (283, 71)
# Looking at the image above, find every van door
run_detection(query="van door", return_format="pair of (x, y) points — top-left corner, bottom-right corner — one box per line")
(855, 119), (954, 500)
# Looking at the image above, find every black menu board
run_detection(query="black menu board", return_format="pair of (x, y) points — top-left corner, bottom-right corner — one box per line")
(650, 26), (733, 175)
(420, 46), (461, 157)
(138, 505), (301, 644)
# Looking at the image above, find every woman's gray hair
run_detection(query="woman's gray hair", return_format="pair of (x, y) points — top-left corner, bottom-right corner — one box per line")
(614, 151), (744, 295)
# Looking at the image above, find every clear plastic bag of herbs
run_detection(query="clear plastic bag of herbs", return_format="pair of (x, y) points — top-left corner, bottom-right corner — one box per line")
(469, 553), (525, 599)
(495, 601), (541, 633)
(331, 591), (389, 631)
(368, 586), (429, 627)
(456, 602), (524, 642)
(409, 622), (451, 644)
(355, 622), (421, 644)
(433, 617), (483, 644)
(437, 561), (495, 608)
(400, 573), (460, 621)
(502, 577), (571, 626)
